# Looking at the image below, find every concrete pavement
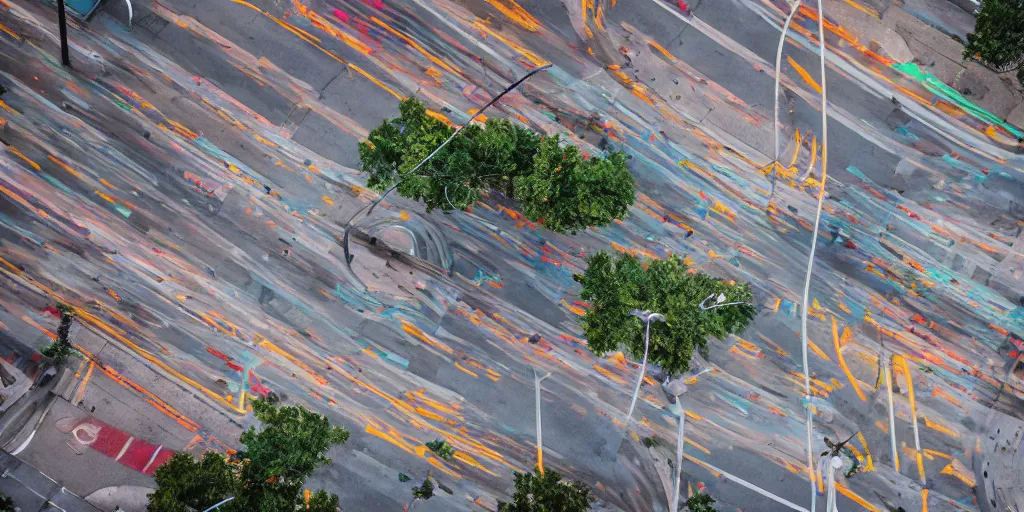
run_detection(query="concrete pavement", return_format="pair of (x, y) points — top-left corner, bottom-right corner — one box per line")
(0, 451), (100, 512)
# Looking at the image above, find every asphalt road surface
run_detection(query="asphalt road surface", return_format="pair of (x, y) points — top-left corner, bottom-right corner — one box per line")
(0, 0), (1021, 510)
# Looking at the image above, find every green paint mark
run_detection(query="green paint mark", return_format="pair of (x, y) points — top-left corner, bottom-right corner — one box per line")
(112, 98), (133, 113)
(891, 62), (1023, 139)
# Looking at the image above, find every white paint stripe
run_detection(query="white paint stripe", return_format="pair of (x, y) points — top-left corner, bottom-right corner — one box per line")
(115, 436), (134, 461)
(142, 445), (163, 473)
(884, 360), (898, 471)
(687, 456), (811, 512)
(9, 431), (35, 456)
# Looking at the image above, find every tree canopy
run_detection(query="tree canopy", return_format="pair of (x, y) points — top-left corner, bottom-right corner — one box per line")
(358, 98), (635, 233)
(148, 398), (349, 512)
(497, 468), (593, 512)
(686, 491), (718, 512)
(515, 135), (634, 234)
(41, 302), (76, 365)
(148, 452), (236, 512)
(574, 252), (756, 375)
(0, 492), (14, 512)
(963, 0), (1024, 84)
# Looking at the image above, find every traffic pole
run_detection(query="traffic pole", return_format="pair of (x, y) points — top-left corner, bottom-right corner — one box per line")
(56, 0), (71, 67)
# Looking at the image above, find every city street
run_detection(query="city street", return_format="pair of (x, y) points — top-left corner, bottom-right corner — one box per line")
(0, 0), (1022, 509)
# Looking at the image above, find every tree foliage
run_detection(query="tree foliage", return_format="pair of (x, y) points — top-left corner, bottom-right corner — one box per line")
(574, 252), (756, 375)
(515, 135), (634, 234)
(963, 0), (1024, 83)
(411, 477), (435, 501)
(305, 490), (341, 512)
(149, 452), (236, 512)
(148, 398), (348, 512)
(497, 468), (593, 512)
(425, 439), (455, 460)
(41, 302), (76, 366)
(358, 98), (635, 233)
(0, 492), (13, 512)
(686, 491), (717, 512)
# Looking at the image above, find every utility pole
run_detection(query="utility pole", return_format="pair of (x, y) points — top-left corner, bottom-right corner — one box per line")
(533, 368), (551, 474)
(625, 310), (665, 423)
(56, 0), (71, 67)
(670, 384), (688, 512)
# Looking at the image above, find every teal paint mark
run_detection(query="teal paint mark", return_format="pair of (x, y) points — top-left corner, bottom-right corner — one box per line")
(892, 62), (1024, 139)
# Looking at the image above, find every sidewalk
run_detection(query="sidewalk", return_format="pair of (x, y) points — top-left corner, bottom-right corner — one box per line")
(0, 450), (101, 512)
(823, 0), (1024, 129)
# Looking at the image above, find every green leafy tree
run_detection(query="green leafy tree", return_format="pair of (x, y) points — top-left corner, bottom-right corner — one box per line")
(232, 398), (350, 511)
(425, 439), (455, 460)
(148, 398), (348, 512)
(963, 0), (1024, 84)
(686, 491), (717, 512)
(411, 477), (435, 501)
(574, 252), (756, 375)
(360, 98), (482, 212)
(305, 490), (341, 512)
(358, 99), (636, 231)
(148, 452), (236, 512)
(497, 468), (593, 512)
(0, 492), (14, 512)
(470, 118), (542, 197)
(515, 135), (635, 234)
(41, 302), (76, 365)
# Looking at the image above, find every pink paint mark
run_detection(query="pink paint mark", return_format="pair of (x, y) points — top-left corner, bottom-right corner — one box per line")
(68, 418), (174, 474)
(365, 0), (384, 9)
(332, 8), (349, 22)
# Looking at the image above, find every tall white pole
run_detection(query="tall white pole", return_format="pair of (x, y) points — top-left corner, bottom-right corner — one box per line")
(534, 369), (551, 474)
(672, 407), (686, 512)
(883, 356), (898, 471)
(626, 319), (652, 423)
(825, 457), (841, 512)
(800, 0), (832, 508)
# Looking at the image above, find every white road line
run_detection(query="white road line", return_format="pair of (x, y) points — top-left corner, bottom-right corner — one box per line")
(686, 456), (811, 512)
(142, 445), (164, 474)
(115, 436), (135, 461)
(884, 358), (899, 471)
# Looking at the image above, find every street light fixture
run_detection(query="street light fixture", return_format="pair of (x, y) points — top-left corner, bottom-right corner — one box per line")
(625, 310), (665, 423)
(698, 293), (751, 311)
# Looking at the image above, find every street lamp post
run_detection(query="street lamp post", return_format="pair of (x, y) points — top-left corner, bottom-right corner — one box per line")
(625, 310), (665, 423)
(824, 456), (842, 512)
(56, 0), (71, 67)
(533, 368), (552, 474)
(668, 381), (689, 512)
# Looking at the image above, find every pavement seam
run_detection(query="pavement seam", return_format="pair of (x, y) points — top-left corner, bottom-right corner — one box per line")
(318, 65), (347, 100)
